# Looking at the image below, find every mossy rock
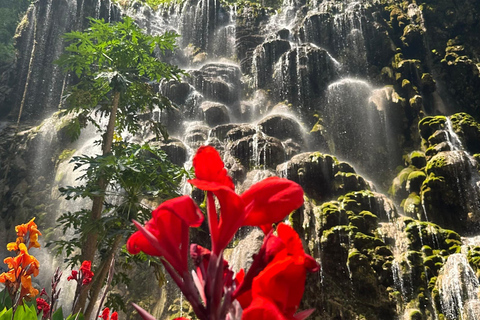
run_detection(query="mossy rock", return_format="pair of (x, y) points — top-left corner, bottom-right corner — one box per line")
(423, 255), (443, 273)
(315, 202), (349, 231)
(425, 153), (447, 175)
(359, 210), (378, 232)
(418, 116), (446, 140)
(334, 171), (369, 194)
(406, 250), (424, 266)
(353, 232), (385, 251)
(278, 152), (340, 201)
(408, 309), (423, 320)
(409, 151), (426, 169)
(347, 250), (379, 300)
(406, 171), (426, 193)
(402, 192), (422, 218)
(421, 73), (436, 94)
(450, 112), (480, 154)
(340, 190), (375, 214)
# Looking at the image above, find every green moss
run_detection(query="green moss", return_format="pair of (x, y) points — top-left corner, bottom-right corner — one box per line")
(409, 309), (423, 320)
(402, 192), (422, 217)
(407, 171), (427, 193)
(353, 232), (385, 251)
(418, 116), (446, 140)
(58, 149), (76, 163)
(409, 151), (426, 169)
(315, 202), (349, 231)
(398, 167), (415, 185)
(425, 154), (447, 174)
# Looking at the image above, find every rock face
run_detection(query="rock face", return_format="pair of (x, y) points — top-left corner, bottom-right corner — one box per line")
(1, 0), (480, 319)
(0, 0), (120, 120)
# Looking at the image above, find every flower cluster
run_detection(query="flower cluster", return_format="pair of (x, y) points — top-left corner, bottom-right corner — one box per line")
(36, 267), (63, 319)
(128, 146), (320, 320)
(99, 307), (118, 320)
(0, 219), (41, 304)
(37, 290), (51, 319)
(7, 218), (42, 251)
(67, 260), (94, 285)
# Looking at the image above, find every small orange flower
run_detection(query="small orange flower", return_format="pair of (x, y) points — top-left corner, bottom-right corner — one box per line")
(0, 243), (40, 300)
(10, 218), (42, 250)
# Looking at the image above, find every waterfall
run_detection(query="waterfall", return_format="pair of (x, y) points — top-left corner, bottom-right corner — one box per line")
(2, 0), (480, 319)
(438, 254), (480, 320)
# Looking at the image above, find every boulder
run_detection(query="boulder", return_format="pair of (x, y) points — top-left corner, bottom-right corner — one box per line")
(189, 63), (242, 105)
(200, 101), (230, 127)
(257, 114), (305, 144)
(227, 134), (285, 170)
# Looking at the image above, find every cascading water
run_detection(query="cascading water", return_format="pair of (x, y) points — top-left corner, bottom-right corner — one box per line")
(438, 254), (480, 320)
(2, 0), (480, 319)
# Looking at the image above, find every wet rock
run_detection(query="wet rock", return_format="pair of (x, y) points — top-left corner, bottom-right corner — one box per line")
(225, 124), (256, 141)
(226, 228), (264, 273)
(272, 44), (338, 109)
(209, 123), (238, 141)
(418, 116), (447, 140)
(257, 113), (305, 144)
(406, 171), (426, 193)
(184, 123), (210, 149)
(200, 101), (230, 127)
(282, 139), (302, 159)
(252, 39), (291, 88)
(159, 80), (193, 106)
(189, 63), (242, 105)
(277, 152), (339, 201)
(450, 113), (480, 155)
(227, 134), (285, 170)
(422, 151), (480, 234)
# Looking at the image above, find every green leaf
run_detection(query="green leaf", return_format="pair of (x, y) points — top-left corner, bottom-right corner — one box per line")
(0, 289), (11, 310)
(65, 312), (84, 320)
(0, 307), (12, 320)
(52, 307), (63, 320)
(13, 303), (37, 320)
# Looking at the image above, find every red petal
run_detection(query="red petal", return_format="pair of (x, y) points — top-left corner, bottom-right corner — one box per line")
(188, 146), (234, 191)
(242, 177), (304, 233)
(126, 220), (163, 256)
(153, 195), (203, 228)
(252, 257), (307, 317)
(212, 187), (245, 254)
(293, 309), (315, 320)
(241, 297), (290, 320)
(127, 196), (203, 273)
(277, 223), (320, 272)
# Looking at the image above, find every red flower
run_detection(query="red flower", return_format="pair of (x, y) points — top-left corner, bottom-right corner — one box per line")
(237, 223), (319, 319)
(67, 270), (78, 281)
(80, 260), (94, 285)
(99, 307), (110, 319)
(241, 177), (304, 234)
(36, 298), (50, 316)
(188, 146), (304, 254)
(187, 145), (234, 191)
(100, 308), (118, 320)
(127, 195), (204, 274)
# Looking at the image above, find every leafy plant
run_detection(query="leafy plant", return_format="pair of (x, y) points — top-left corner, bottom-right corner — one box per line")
(55, 16), (185, 318)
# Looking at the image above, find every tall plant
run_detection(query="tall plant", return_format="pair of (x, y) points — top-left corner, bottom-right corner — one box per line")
(55, 16), (184, 317)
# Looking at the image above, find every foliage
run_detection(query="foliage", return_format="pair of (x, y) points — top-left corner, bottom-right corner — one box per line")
(51, 142), (187, 267)
(0, 0), (32, 64)
(55, 16), (186, 316)
(56, 16), (183, 141)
